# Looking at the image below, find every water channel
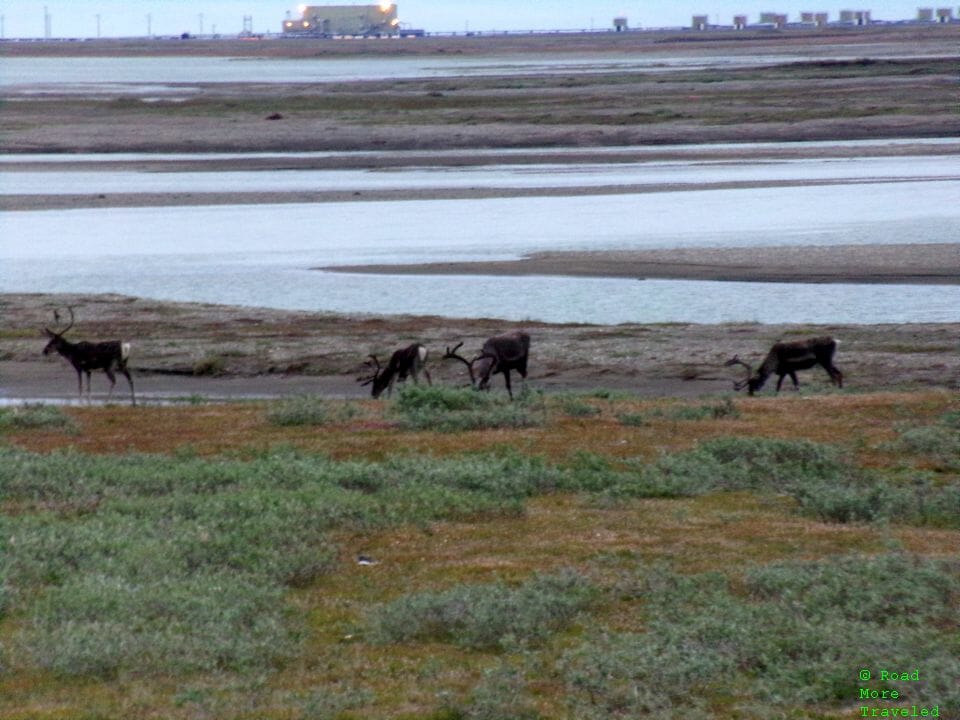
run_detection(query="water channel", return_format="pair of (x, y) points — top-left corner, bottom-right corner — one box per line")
(2, 143), (958, 324)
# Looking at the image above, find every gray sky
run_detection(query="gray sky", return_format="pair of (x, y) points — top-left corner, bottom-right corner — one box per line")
(0, 1), (938, 38)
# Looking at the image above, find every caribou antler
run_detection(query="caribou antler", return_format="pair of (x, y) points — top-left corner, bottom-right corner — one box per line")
(724, 355), (753, 391)
(442, 341), (476, 386)
(357, 354), (381, 387)
(47, 306), (75, 337)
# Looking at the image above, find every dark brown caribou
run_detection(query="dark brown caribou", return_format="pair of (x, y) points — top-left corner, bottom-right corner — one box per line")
(41, 307), (136, 405)
(725, 336), (843, 396)
(443, 330), (530, 400)
(358, 343), (431, 398)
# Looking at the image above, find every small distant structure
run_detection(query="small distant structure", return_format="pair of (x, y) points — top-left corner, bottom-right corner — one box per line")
(613, 16), (628, 32)
(759, 12), (789, 28)
(733, 15), (748, 29)
(800, 11), (829, 26)
(282, 4), (399, 36)
(692, 14), (709, 30)
(839, 9), (871, 25)
(935, 7), (954, 22)
(917, 8), (935, 21)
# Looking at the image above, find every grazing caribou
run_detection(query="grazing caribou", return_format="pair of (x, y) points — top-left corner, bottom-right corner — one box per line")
(358, 343), (431, 398)
(725, 336), (843, 396)
(443, 330), (531, 400)
(41, 307), (136, 405)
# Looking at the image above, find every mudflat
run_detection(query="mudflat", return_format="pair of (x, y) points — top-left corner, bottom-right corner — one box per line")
(324, 243), (960, 285)
(3, 293), (958, 402)
(2, 27), (958, 400)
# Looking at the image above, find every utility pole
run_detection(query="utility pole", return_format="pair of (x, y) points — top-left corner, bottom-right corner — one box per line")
(43, 5), (52, 39)
(146, 13), (152, 37)
(95, 13), (101, 38)
(198, 13), (204, 35)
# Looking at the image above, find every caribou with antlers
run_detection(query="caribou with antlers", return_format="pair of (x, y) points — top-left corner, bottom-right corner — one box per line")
(725, 336), (843, 396)
(41, 307), (136, 405)
(358, 343), (431, 398)
(443, 330), (531, 400)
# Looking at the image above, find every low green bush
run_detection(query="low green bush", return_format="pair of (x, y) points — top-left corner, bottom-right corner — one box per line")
(563, 555), (960, 718)
(617, 399), (740, 424)
(608, 436), (851, 498)
(370, 569), (597, 650)
(555, 394), (602, 418)
(391, 385), (545, 432)
(27, 572), (297, 677)
(459, 664), (541, 720)
(265, 395), (332, 426)
(3, 447), (568, 678)
(0, 404), (76, 432)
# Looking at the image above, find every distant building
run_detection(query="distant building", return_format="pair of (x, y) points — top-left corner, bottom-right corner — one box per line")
(692, 14), (709, 29)
(800, 11), (829, 25)
(613, 16), (628, 31)
(917, 7), (935, 21)
(733, 14), (748, 28)
(839, 9), (871, 25)
(935, 7), (954, 22)
(282, 4), (399, 35)
(758, 12), (788, 27)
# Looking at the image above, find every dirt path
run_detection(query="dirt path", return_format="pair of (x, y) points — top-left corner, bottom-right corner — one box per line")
(3, 294), (957, 403)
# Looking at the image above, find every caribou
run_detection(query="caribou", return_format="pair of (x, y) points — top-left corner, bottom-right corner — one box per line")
(725, 336), (843, 396)
(41, 307), (136, 405)
(443, 330), (531, 400)
(358, 343), (431, 398)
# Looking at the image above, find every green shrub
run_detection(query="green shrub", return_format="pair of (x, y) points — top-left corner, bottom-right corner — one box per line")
(3, 447), (572, 678)
(562, 555), (960, 717)
(561, 451), (625, 492)
(789, 478), (900, 523)
(26, 573), (297, 677)
(616, 399), (739, 426)
(296, 685), (374, 720)
(371, 569), (596, 650)
(392, 385), (545, 432)
(460, 664), (541, 720)
(791, 473), (960, 528)
(265, 395), (331, 426)
(939, 410), (960, 429)
(608, 437), (851, 499)
(555, 394), (602, 418)
(615, 412), (647, 427)
(0, 404), (76, 432)
(883, 411), (960, 470)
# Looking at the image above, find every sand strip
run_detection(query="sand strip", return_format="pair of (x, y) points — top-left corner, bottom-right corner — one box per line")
(323, 243), (960, 285)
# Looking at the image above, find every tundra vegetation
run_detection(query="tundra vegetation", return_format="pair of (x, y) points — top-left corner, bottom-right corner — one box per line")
(1, 385), (958, 719)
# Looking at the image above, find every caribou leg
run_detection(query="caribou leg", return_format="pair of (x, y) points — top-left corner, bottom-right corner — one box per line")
(825, 363), (843, 387)
(121, 369), (136, 405)
(105, 367), (117, 400)
(502, 369), (514, 400)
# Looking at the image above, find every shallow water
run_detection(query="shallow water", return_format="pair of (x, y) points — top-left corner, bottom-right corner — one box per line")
(5, 155), (959, 196)
(3, 144), (958, 325)
(0, 52), (822, 93)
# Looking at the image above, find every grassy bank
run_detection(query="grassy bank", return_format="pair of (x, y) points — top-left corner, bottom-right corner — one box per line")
(1, 387), (958, 718)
